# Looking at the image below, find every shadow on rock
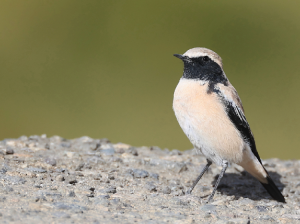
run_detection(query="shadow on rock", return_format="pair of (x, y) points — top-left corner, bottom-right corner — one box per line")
(211, 171), (285, 201)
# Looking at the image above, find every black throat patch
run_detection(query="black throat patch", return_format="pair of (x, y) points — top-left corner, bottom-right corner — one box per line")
(182, 56), (228, 93)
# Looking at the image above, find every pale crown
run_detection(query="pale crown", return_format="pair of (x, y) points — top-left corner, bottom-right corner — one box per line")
(183, 47), (223, 68)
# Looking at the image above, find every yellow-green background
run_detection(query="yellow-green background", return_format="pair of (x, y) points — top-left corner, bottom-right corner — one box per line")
(0, 1), (299, 159)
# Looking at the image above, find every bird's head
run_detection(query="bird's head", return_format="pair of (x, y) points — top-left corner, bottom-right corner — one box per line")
(174, 47), (227, 85)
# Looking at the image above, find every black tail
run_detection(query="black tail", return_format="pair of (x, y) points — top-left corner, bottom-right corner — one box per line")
(260, 176), (285, 203)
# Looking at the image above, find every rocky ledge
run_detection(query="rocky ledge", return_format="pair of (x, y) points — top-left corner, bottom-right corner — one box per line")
(0, 135), (299, 223)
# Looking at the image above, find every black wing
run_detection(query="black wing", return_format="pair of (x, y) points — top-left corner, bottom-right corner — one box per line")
(224, 98), (285, 202)
(222, 98), (262, 164)
(216, 89), (285, 202)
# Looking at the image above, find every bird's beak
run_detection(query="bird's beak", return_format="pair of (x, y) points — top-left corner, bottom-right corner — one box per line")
(173, 54), (187, 61)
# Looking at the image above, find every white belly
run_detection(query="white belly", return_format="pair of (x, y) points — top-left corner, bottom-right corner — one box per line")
(173, 79), (245, 165)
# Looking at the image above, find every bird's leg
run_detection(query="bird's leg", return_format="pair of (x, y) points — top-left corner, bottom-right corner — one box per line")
(186, 160), (212, 194)
(207, 160), (228, 202)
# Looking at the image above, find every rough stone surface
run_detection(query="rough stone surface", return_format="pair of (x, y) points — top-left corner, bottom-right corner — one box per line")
(0, 135), (299, 223)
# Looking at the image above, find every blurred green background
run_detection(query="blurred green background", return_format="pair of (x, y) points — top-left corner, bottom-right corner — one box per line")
(0, 1), (299, 159)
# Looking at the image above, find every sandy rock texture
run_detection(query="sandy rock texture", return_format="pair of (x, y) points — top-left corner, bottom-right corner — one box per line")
(0, 135), (299, 223)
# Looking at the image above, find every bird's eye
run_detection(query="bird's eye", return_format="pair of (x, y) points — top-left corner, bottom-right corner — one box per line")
(203, 56), (210, 62)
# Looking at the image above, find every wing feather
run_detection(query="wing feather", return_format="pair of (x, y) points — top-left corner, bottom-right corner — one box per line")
(216, 84), (262, 164)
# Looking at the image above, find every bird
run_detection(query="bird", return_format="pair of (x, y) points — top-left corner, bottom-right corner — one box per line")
(172, 47), (285, 203)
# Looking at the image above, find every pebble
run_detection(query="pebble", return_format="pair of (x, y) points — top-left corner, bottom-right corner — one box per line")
(68, 191), (76, 197)
(226, 218), (250, 224)
(170, 149), (182, 156)
(103, 186), (117, 194)
(128, 147), (138, 156)
(52, 212), (71, 218)
(132, 169), (149, 178)
(44, 157), (57, 166)
(149, 173), (159, 180)
(1, 175), (26, 185)
(26, 167), (47, 173)
(100, 148), (115, 155)
(65, 151), (80, 158)
(52, 202), (88, 212)
(66, 176), (77, 185)
(145, 182), (157, 192)
(5, 146), (14, 155)
(162, 186), (171, 194)
(75, 163), (85, 171)
(60, 142), (71, 148)
(111, 198), (120, 204)
(98, 195), (110, 199)
(200, 204), (216, 213)
(56, 175), (65, 181)
(171, 190), (184, 196)
(256, 205), (268, 212)
(94, 198), (110, 207)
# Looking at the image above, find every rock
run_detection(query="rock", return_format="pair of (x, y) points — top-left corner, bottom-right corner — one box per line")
(75, 163), (85, 171)
(149, 173), (159, 180)
(5, 146), (14, 155)
(114, 143), (131, 153)
(282, 214), (300, 220)
(52, 202), (88, 212)
(100, 148), (115, 156)
(1, 175), (26, 185)
(68, 191), (76, 197)
(94, 198), (110, 207)
(226, 218), (250, 224)
(115, 148), (125, 154)
(162, 186), (171, 194)
(66, 176), (77, 185)
(145, 182), (157, 192)
(171, 190), (184, 196)
(56, 175), (65, 181)
(170, 149), (182, 155)
(61, 142), (71, 148)
(52, 212), (71, 218)
(103, 186), (117, 194)
(98, 195), (110, 199)
(65, 151), (80, 158)
(26, 167), (47, 173)
(44, 157), (57, 166)
(256, 205), (268, 212)
(171, 198), (189, 206)
(200, 204), (216, 213)
(131, 169), (149, 178)
(128, 147), (138, 156)
(0, 135), (297, 223)
(110, 198), (120, 204)
(4, 186), (14, 192)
